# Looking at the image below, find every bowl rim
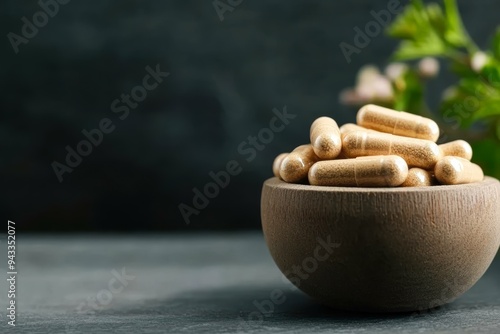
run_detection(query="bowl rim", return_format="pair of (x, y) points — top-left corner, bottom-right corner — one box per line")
(264, 176), (499, 194)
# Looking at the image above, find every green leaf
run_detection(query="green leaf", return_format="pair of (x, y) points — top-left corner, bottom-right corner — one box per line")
(392, 38), (447, 60)
(426, 3), (447, 35)
(387, 0), (449, 60)
(392, 70), (424, 112)
(458, 78), (486, 96)
(386, 0), (434, 40)
(492, 27), (500, 61)
(442, 76), (500, 125)
(439, 82), (479, 128)
(443, 0), (468, 47)
(496, 119), (500, 141)
(480, 63), (500, 89)
(471, 138), (500, 179)
(471, 100), (500, 121)
(449, 58), (478, 78)
(386, 2), (420, 39)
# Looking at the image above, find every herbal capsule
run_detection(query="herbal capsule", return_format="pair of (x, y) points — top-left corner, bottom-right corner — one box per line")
(434, 156), (484, 185)
(310, 117), (342, 159)
(439, 140), (473, 160)
(357, 104), (440, 142)
(401, 168), (434, 187)
(280, 145), (319, 183)
(308, 155), (408, 187)
(272, 153), (289, 179)
(339, 123), (375, 139)
(342, 131), (442, 169)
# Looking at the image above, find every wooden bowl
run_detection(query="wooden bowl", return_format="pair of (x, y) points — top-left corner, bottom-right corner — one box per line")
(261, 177), (500, 313)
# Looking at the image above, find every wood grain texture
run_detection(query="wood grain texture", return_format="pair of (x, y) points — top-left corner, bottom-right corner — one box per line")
(261, 177), (500, 313)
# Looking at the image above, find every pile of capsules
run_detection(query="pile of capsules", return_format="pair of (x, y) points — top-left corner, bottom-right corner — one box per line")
(273, 104), (484, 187)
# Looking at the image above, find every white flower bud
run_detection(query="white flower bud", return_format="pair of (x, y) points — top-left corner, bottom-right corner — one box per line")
(356, 65), (380, 85)
(371, 76), (393, 101)
(418, 57), (439, 78)
(471, 52), (488, 72)
(385, 63), (408, 81)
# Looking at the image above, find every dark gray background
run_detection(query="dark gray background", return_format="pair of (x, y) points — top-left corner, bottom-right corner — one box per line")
(1, 0), (499, 231)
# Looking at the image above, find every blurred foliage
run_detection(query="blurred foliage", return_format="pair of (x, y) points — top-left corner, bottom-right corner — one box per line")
(386, 0), (500, 178)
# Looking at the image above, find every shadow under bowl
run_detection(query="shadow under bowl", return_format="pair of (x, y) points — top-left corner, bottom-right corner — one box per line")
(261, 177), (500, 313)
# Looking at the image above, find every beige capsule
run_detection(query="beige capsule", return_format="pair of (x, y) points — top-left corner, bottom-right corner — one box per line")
(310, 117), (342, 159)
(434, 156), (484, 185)
(339, 124), (374, 158)
(343, 131), (442, 170)
(401, 168), (434, 187)
(280, 145), (319, 183)
(308, 155), (408, 187)
(357, 104), (440, 142)
(272, 153), (289, 179)
(439, 140), (473, 160)
(339, 123), (375, 139)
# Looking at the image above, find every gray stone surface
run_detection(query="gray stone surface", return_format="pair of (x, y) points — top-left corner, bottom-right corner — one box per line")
(0, 233), (499, 333)
(2, 0), (500, 231)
